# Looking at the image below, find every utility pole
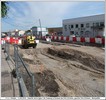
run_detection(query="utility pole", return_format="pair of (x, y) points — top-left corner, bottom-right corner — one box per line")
(93, 23), (94, 37)
(39, 19), (42, 37)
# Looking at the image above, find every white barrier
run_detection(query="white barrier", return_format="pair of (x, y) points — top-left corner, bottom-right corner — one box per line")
(95, 38), (102, 44)
(18, 39), (22, 44)
(76, 37), (81, 42)
(1, 40), (5, 44)
(35, 40), (39, 43)
(85, 38), (90, 43)
(46, 38), (51, 42)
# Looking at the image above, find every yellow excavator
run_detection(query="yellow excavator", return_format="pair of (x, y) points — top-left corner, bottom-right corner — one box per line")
(21, 31), (37, 49)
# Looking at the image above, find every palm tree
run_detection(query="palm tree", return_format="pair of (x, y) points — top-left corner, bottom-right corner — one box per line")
(1, 1), (9, 18)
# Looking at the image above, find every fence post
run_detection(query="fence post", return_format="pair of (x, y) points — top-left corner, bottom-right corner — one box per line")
(6, 42), (10, 60)
(32, 74), (35, 96)
(3, 40), (10, 60)
(4, 41), (7, 53)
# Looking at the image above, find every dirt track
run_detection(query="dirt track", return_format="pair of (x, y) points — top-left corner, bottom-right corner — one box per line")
(10, 42), (105, 97)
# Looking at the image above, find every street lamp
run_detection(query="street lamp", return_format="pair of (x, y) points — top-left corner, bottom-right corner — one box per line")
(93, 23), (94, 37)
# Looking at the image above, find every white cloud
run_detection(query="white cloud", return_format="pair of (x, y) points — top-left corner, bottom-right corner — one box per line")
(26, 2), (79, 27)
(3, 1), (104, 31)
(7, 2), (79, 29)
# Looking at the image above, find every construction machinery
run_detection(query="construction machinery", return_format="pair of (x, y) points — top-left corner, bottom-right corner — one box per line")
(21, 31), (37, 49)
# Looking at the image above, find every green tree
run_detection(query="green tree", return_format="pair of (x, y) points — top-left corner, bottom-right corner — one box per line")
(1, 1), (9, 18)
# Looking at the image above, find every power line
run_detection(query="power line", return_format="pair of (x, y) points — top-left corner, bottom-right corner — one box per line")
(2, 20), (41, 30)
(3, 19), (31, 27)
(4, 16), (38, 27)
(3, 20), (20, 27)
(2, 20), (31, 31)
(8, 11), (38, 25)
(4, 6), (39, 27)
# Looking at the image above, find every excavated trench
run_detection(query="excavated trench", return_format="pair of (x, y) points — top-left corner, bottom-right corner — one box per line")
(9, 45), (105, 97)
(45, 47), (104, 73)
(21, 69), (59, 97)
(20, 47), (104, 97)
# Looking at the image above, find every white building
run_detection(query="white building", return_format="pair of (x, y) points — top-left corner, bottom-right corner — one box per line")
(63, 14), (105, 37)
(18, 30), (25, 36)
(31, 26), (48, 36)
(10, 29), (25, 37)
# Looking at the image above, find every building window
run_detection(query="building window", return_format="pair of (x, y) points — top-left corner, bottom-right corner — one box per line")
(76, 24), (78, 28)
(86, 23), (89, 28)
(81, 24), (84, 28)
(100, 22), (104, 27)
(69, 25), (71, 30)
(71, 25), (74, 28)
(64, 25), (67, 31)
(95, 22), (99, 26)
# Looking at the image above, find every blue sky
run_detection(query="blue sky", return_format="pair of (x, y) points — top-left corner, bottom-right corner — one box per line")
(2, 1), (105, 32)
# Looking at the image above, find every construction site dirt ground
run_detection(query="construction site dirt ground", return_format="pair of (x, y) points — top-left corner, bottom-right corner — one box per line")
(9, 42), (105, 97)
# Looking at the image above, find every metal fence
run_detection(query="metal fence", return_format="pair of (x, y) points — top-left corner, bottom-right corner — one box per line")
(3, 41), (35, 97)
(4, 41), (10, 60)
